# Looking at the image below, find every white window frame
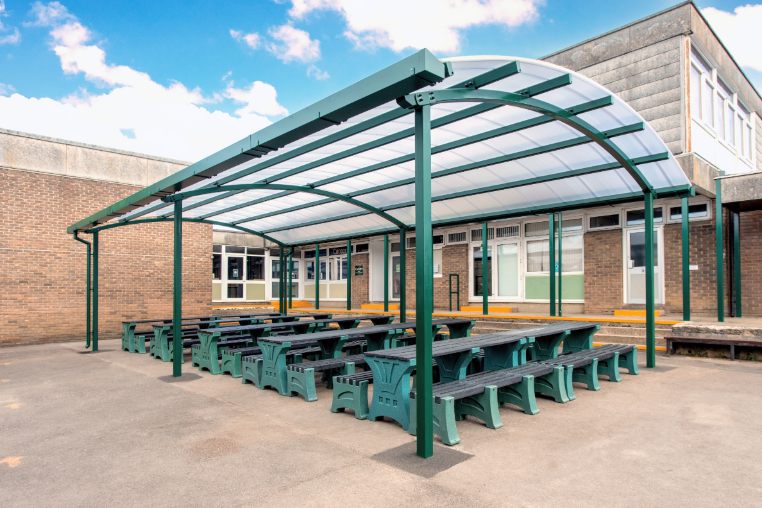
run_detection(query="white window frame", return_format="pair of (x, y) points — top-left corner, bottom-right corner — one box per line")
(665, 198), (712, 224)
(445, 229), (468, 245)
(587, 210), (622, 231)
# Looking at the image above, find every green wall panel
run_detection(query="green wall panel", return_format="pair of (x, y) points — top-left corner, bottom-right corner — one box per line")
(525, 274), (583, 300)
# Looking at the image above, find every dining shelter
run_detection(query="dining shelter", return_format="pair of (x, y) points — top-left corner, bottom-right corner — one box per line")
(68, 49), (693, 457)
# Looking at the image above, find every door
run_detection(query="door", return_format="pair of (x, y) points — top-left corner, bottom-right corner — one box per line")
(496, 242), (520, 298)
(391, 254), (401, 299)
(271, 258), (300, 300)
(226, 255), (244, 299)
(625, 228), (663, 304)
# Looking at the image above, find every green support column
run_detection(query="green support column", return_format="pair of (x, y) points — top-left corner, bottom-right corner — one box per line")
(74, 234), (92, 348)
(399, 229), (407, 322)
(548, 213), (556, 316)
(715, 179), (724, 322)
(92, 231), (99, 352)
(414, 104), (434, 459)
(644, 191), (656, 368)
(481, 222), (489, 315)
(681, 197), (691, 321)
(557, 212), (563, 317)
(346, 240), (352, 311)
(731, 210), (741, 317)
(315, 243), (320, 310)
(172, 200), (183, 377)
(287, 250), (293, 309)
(383, 234), (389, 312)
(280, 251), (287, 316)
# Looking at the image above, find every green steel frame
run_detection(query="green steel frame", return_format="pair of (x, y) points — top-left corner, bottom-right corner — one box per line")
(715, 179), (725, 322)
(549, 213), (556, 316)
(681, 197), (691, 321)
(730, 209), (741, 317)
(73, 233), (92, 349)
(557, 212), (563, 317)
(68, 50), (699, 459)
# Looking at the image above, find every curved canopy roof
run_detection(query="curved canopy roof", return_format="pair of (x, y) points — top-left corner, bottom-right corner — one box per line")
(70, 50), (692, 245)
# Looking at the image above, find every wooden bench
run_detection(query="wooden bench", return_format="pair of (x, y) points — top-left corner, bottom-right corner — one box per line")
(665, 334), (762, 360)
(286, 354), (367, 401)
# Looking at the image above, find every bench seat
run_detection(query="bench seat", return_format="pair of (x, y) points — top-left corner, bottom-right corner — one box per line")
(331, 371), (374, 419)
(538, 344), (638, 400)
(286, 354), (367, 401)
(407, 363), (567, 445)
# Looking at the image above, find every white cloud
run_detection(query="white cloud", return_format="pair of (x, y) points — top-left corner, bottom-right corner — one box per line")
(266, 23), (321, 63)
(0, 82), (15, 95)
(289, 0), (541, 53)
(0, 0), (20, 45)
(230, 28), (261, 49)
(702, 4), (762, 73)
(0, 2), (288, 161)
(306, 64), (329, 80)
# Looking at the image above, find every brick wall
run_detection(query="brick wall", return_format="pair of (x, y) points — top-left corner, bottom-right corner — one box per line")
(399, 244), (470, 311)
(349, 253), (369, 309)
(740, 210), (762, 316)
(0, 168), (211, 345)
(583, 229), (624, 313)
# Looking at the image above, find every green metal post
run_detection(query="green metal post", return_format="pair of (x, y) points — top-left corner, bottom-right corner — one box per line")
(715, 179), (724, 322)
(548, 213), (556, 316)
(383, 234), (389, 312)
(287, 250), (293, 309)
(731, 210), (741, 317)
(681, 197), (691, 321)
(481, 222), (489, 315)
(280, 251), (287, 316)
(557, 212), (563, 317)
(92, 231), (99, 352)
(315, 243), (320, 310)
(346, 240), (352, 311)
(172, 200), (183, 377)
(644, 191), (656, 368)
(73, 233), (92, 348)
(399, 229), (407, 322)
(414, 104), (434, 459)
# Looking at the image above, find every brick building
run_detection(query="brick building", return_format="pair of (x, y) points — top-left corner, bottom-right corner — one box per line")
(3, 2), (761, 346)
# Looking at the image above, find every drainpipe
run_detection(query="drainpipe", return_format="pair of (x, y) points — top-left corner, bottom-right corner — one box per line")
(73, 232), (92, 349)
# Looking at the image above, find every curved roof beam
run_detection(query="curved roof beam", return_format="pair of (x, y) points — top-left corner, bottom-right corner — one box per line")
(85, 217), (286, 247)
(162, 184), (408, 230)
(398, 88), (654, 192)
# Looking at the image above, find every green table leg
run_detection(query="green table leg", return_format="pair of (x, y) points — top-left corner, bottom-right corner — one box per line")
(446, 321), (474, 339)
(434, 347), (481, 383)
(366, 356), (416, 430)
(337, 319), (360, 330)
(365, 330), (399, 351)
(257, 340), (293, 395)
(122, 322), (135, 352)
(482, 339), (530, 371)
(562, 325), (600, 353)
(530, 331), (569, 360)
(192, 331), (222, 374)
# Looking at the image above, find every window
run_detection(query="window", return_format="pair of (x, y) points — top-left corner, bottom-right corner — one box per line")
(526, 239), (550, 272)
(246, 255), (264, 280)
(226, 245), (245, 254)
(626, 208), (663, 226)
(433, 234), (444, 246)
(471, 228), (494, 241)
(669, 203), (709, 221)
(525, 221), (549, 237)
(447, 231), (467, 244)
(472, 246), (492, 296)
(495, 225), (519, 238)
(406, 237), (416, 249)
(354, 243), (369, 253)
(212, 253), (221, 280)
(526, 236), (583, 273)
(589, 213), (620, 230)
(433, 248), (443, 277)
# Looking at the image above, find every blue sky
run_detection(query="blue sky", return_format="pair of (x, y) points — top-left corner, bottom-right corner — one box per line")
(0, 0), (758, 160)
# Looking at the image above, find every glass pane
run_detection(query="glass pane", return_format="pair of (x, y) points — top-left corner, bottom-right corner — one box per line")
(690, 65), (701, 120)
(227, 257), (244, 280)
(212, 254), (221, 280)
(473, 246), (492, 296)
(271, 260), (281, 278)
(433, 248), (442, 275)
(669, 204), (709, 220)
(497, 244), (519, 297)
(626, 208), (663, 226)
(560, 234), (583, 272)
(213, 244), (222, 253)
(524, 221), (549, 237)
(227, 284), (243, 298)
(247, 247), (264, 255)
(526, 240), (549, 272)
(629, 231), (659, 267)
(589, 214), (619, 229)
(702, 80), (714, 127)
(246, 256), (264, 280)
(306, 260), (315, 280)
(319, 260), (327, 280)
(290, 259), (300, 279)
(226, 246), (245, 254)
(341, 257), (348, 279)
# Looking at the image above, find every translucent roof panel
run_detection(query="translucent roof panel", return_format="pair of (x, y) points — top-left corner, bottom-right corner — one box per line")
(73, 52), (691, 245)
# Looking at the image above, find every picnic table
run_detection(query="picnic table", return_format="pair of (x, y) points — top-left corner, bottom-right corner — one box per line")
(364, 328), (540, 431)
(151, 313), (336, 360)
(256, 318), (474, 396)
(122, 312), (281, 352)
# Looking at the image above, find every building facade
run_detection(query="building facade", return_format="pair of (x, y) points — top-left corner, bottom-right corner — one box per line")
(210, 2), (761, 316)
(3, 2), (762, 347)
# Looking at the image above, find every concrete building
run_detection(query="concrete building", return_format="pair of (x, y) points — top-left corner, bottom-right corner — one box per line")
(2, 1), (761, 345)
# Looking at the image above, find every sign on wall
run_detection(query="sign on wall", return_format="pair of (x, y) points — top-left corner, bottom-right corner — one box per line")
(354, 265), (364, 276)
